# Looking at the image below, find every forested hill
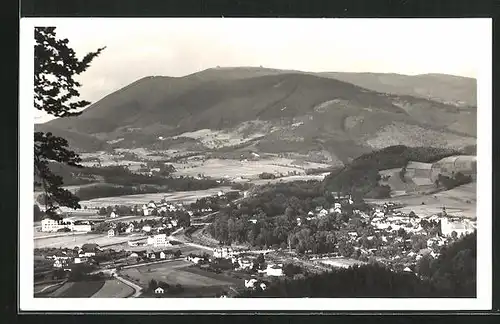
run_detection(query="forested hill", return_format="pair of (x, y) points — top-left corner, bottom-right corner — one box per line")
(322, 145), (475, 197)
(37, 67), (476, 162)
(238, 232), (476, 298)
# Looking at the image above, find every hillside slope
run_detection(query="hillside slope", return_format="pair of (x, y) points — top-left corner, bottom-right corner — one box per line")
(37, 68), (476, 162)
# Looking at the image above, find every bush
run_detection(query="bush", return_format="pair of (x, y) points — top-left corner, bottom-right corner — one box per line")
(259, 172), (276, 180)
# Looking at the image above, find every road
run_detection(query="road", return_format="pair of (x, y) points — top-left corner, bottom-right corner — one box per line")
(92, 258), (187, 298)
(34, 231), (90, 240)
(114, 274), (143, 298)
(34, 280), (67, 294)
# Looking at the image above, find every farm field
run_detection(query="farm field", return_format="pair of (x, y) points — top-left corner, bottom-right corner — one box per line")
(317, 257), (367, 269)
(77, 187), (233, 208)
(48, 281), (105, 298)
(120, 260), (238, 289)
(139, 285), (231, 298)
(379, 162), (438, 194)
(107, 240), (207, 254)
(34, 233), (147, 249)
(366, 182), (476, 219)
(248, 173), (329, 186)
(34, 281), (66, 295)
(91, 279), (134, 298)
(34, 231), (91, 239)
(173, 158), (308, 179)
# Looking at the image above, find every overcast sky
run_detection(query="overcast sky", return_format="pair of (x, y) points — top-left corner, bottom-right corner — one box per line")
(28, 18), (487, 123)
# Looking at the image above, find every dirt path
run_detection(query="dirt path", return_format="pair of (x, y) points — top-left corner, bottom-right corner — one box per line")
(114, 275), (143, 298)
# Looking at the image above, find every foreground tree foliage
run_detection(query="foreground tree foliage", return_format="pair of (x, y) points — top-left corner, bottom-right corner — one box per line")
(34, 27), (105, 218)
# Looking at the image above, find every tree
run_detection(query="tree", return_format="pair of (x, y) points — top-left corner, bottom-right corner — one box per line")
(34, 204), (44, 221)
(34, 27), (105, 218)
(148, 279), (158, 292)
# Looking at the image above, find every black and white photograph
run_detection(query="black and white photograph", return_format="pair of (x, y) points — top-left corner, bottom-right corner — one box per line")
(19, 18), (492, 311)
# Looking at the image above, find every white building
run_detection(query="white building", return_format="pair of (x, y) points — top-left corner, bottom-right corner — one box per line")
(109, 211), (117, 218)
(213, 247), (234, 259)
(440, 218), (475, 237)
(107, 229), (116, 237)
(318, 209), (328, 217)
(155, 287), (164, 294)
(142, 205), (149, 216)
(238, 258), (254, 270)
(41, 218), (73, 232)
(245, 278), (258, 289)
(142, 225), (152, 233)
(125, 224), (135, 233)
(41, 218), (91, 232)
(153, 234), (168, 247)
(263, 264), (284, 277)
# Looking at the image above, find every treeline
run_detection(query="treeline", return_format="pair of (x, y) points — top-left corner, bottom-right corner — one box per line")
(416, 232), (476, 296)
(44, 163), (177, 186)
(240, 233), (476, 298)
(189, 191), (241, 212)
(74, 177), (219, 201)
(239, 263), (441, 297)
(435, 172), (473, 190)
(34, 204), (45, 221)
(323, 145), (462, 197)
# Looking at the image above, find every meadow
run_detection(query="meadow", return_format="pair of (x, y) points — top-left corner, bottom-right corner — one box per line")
(172, 158), (332, 179)
(120, 260), (240, 290)
(91, 279), (135, 298)
(47, 281), (105, 298)
(34, 233), (146, 249)
(366, 182), (476, 219)
(77, 187), (232, 208)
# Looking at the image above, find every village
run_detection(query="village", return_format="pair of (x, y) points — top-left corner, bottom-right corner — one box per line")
(34, 184), (476, 298)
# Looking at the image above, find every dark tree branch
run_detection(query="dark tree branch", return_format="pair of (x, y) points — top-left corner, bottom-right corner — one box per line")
(34, 27), (105, 217)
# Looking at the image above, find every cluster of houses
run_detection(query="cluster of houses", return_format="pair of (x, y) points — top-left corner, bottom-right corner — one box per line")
(211, 247), (285, 277)
(297, 196), (354, 226)
(368, 205), (476, 238)
(45, 243), (102, 269)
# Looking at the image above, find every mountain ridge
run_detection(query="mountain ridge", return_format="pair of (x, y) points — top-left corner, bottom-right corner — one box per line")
(36, 67), (476, 162)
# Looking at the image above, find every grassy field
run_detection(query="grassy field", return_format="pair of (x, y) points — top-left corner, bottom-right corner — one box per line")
(173, 158), (308, 179)
(78, 187), (232, 208)
(248, 173), (329, 186)
(366, 182), (476, 219)
(34, 233), (146, 249)
(49, 281), (105, 298)
(120, 260), (238, 289)
(317, 257), (367, 269)
(105, 240), (207, 254)
(91, 279), (135, 298)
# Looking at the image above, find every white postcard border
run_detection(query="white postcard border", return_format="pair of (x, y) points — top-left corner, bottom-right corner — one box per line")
(19, 17), (492, 311)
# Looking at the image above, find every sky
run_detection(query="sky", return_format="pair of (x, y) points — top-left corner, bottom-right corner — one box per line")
(26, 18), (488, 123)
